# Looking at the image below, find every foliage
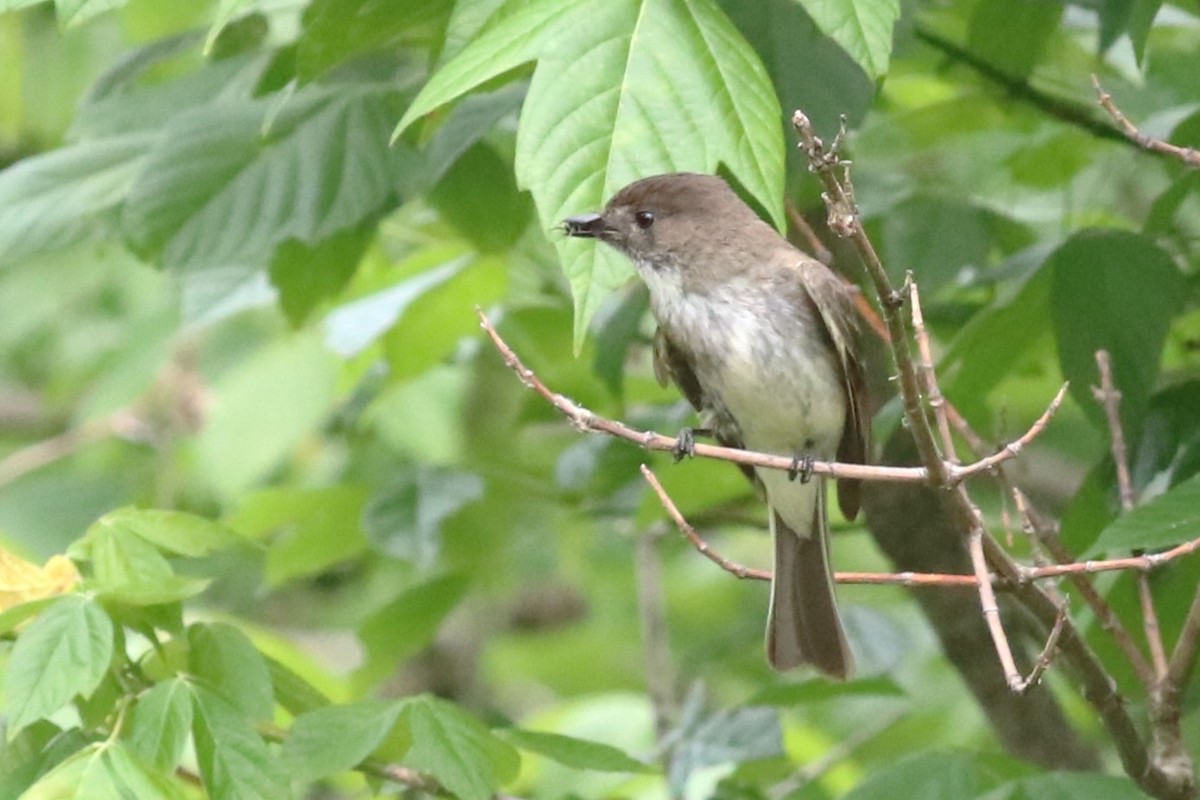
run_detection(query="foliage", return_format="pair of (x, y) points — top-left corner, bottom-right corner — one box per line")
(0, 0), (1198, 798)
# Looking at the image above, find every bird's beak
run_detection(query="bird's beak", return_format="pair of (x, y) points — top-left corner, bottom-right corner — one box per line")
(562, 212), (605, 238)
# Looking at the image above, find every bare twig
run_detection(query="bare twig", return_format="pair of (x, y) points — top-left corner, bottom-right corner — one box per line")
(639, 465), (1200, 588)
(786, 203), (833, 265)
(1092, 75), (1200, 167)
(476, 308), (1065, 487)
(789, 111), (1186, 798)
(1093, 350), (1169, 679)
(910, 280), (958, 464)
(0, 412), (137, 487)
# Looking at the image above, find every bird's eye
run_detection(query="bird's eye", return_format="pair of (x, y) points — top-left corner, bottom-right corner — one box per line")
(635, 210), (655, 229)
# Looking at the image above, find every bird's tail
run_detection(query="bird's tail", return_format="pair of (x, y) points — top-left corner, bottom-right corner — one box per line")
(765, 483), (853, 678)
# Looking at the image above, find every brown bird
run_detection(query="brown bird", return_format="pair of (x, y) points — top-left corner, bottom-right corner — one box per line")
(564, 173), (869, 677)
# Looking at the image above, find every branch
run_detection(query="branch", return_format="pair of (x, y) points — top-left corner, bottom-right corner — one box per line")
(912, 25), (1129, 146)
(639, 464), (1200, 588)
(474, 311), (1063, 489)
(1092, 349), (1168, 679)
(1092, 75), (1200, 167)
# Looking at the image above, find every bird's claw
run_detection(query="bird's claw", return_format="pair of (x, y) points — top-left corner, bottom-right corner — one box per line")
(788, 453), (815, 483)
(672, 428), (697, 462)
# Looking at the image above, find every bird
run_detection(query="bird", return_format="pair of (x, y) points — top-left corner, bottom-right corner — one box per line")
(563, 173), (869, 677)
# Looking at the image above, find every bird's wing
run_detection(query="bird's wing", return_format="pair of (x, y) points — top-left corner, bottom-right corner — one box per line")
(653, 327), (757, 484)
(795, 259), (871, 521)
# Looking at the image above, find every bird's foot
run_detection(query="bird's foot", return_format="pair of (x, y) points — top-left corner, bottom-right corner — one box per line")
(787, 453), (815, 483)
(672, 427), (711, 462)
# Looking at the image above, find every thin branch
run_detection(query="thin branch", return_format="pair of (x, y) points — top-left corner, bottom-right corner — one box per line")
(910, 280), (959, 464)
(912, 25), (1129, 146)
(1093, 349), (1169, 679)
(788, 112), (1183, 798)
(639, 465), (1200, 587)
(475, 311), (1063, 489)
(1092, 75), (1200, 167)
(1167, 588), (1200, 691)
(786, 203), (833, 265)
(0, 412), (137, 487)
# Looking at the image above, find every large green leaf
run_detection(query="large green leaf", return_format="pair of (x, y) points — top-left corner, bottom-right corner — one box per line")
(297, 0), (453, 80)
(1050, 229), (1184, 447)
(126, 679), (194, 771)
(1087, 472), (1200, 555)
(792, 0), (899, 78)
(188, 622), (275, 722)
(224, 484), (370, 586)
(0, 134), (151, 267)
(85, 523), (210, 605)
(195, 333), (340, 497)
(0, 0), (128, 28)
(496, 729), (656, 774)
(400, 695), (521, 800)
(967, 0), (1063, 78)
(397, 0), (785, 346)
(21, 742), (188, 800)
(282, 700), (404, 783)
(191, 686), (288, 800)
(4, 594), (114, 736)
(87, 506), (248, 558)
(844, 750), (1022, 800)
(354, 573), (470, 690)
(122, 84), (416, 278)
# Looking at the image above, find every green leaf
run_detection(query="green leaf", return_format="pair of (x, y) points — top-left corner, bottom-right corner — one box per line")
(195, 333), (340, 497)
(792, 0), (899, 78)
(721, 0), (874, 139)
(126, 679), (194, 771)
(354, 574), (470, 690)
(270, 221), (375, 326)
(1050, 229), (1184, 447)
(496, 728), (655, 774)
(20, 742), (186, 800)
(672, 705), (782, 777)
(0, 134), (151, 267)
(0, 596), (62, 637)
(205, 0), (258, 53)
(938, 246), (1054, 418)
(429, 141), (533, 253)
(4, 594), (114, 736)
(191, 685), (288, 800)
(226, 484), (370, 586)
(298, 0), (453, 80)
(88, 506), (248, 558)
(401, 695), (521, 800)
(322, 248), (471, 357)
(92, 743), (189, 800)
(188, 622), (275, 722)
(85, 523), (210, 605)
(393, 0), (580, 136)
(399, 0), (786, 346)
(0, 720), (62, 799)
(1098, 0), (1163, 62)
(515, 0), (785, 347)
(54, 0), (126, 29)
(967, 0), (1062, 78)
(266, 655), (333, 717)
(981, 771), (1148, 800)
(1087, 472), (1200, 555)
(122, 84), (415, 278)
(748, 676), (904, 706)
(844, 750), (1017, 800)
(282, 700), (404, 784)
(363, 467), (484, 567)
